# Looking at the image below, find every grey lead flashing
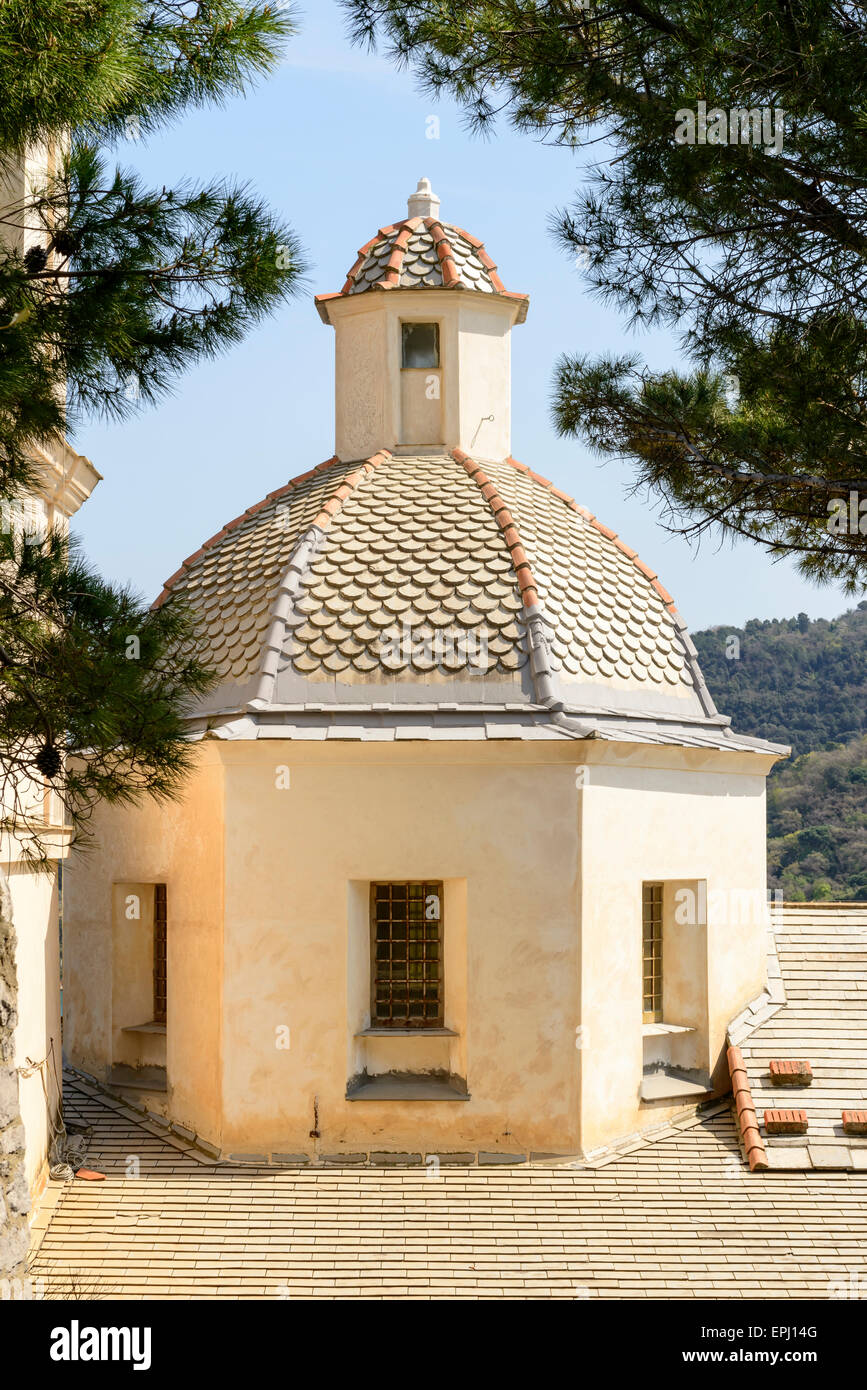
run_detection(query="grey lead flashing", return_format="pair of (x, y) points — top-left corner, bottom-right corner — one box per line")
(194, 697), (783, 755)
(519, 601), (601, 740)
(670, 609), (718, 719)
(249, 521), (329, 708)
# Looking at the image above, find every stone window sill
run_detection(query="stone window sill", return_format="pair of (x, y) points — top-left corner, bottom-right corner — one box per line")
(640, 1069), (711, 1102)
(346, 1072), (469, 1102)
(355, 1027), (459, 1038)
(122, 1021), (167, 1035)
(642, 1021), (696, 1038)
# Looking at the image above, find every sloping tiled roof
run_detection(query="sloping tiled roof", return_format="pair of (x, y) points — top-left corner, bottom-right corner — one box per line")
(462, 452), (696, 694)
(154, 449), (785, 753)
(314, 217), (529, 321)
(154, 456), (346, 683)
(344, 219), (502, 296)
(279, 454), (527, 682)
(35, 1073), (867, 1299)
(728, 903), (867, 1171)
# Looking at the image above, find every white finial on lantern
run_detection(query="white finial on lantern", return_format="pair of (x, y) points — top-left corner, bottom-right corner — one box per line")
(407, 177), (440, 221)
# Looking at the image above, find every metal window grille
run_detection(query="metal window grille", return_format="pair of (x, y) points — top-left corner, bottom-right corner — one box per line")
(642, 883), (663, 1023)
(153, 884), (167, 1026)
(371, 882), (443, 1027)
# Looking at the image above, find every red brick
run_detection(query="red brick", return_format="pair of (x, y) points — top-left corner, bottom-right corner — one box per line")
(764, 1109), (808, 1135)
(770, 1059), (813, 1085)
(842, 1111), (867, 1135)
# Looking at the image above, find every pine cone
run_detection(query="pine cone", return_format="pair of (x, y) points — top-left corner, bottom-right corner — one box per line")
(23, 245), (48, 273)
(34, 743), (62, 780)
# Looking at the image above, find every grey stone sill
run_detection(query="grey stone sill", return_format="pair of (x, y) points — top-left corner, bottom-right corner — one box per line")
(642, 1021), (696, 1037)
(108, 1063), (167, 1094)
(346, 1074), (470, 1102)
(122, 1021), (167, 1035)
(640, 1070), (711, 1102)
(355, 1027), (459, 1038)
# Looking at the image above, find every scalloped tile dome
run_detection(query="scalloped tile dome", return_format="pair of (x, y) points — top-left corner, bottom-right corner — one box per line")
(343, 219), (503, 297)
(156, 451), (704, 709)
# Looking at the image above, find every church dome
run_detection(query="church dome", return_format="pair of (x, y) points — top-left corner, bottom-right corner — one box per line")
(156, 183), (779, 755)
(316, 177), (527, 319)
(156, 446), (772, 751)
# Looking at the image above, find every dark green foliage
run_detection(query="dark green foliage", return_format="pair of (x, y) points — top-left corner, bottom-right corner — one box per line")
(695, 602), (867, 899)
(0, 144), (302, 490)
(0, 2), (295, 151)
(0, 526), (215, 863)
(345, 0), (867, 585)
(765, 738), (867, 901)
(0, 2), (304, 858)
(693, 602), (867, 756)
(0, 2), (304, 498)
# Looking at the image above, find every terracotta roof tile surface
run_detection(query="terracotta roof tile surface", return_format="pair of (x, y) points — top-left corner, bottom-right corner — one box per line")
(482, 456), (696, 696)
(156, 458), (347, 683)
(733, 904), (867, 1163)
(279, 454), (527, 684)
(338, 218), (505, 298)
(158, 451), (701, 703)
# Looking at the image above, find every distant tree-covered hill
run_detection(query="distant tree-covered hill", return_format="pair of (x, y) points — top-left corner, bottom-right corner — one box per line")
(693, 604), (867, 900)
(693, 603), (867, 756)
(765, 738), (867, 900)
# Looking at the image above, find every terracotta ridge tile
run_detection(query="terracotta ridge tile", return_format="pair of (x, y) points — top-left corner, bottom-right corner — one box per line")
(728, 1044), (768, 1171)
(309, 449), (391, 530)
(447, 224), (484, 250)
(151, 455), (342, 609)
(451, 449), (540, 608)
(503, 454), (679, 616)
(440, 255), (460, 287)
(341, 256), (365, 293)
(427, 220), (460, 287)
(382, 221), (414, 284)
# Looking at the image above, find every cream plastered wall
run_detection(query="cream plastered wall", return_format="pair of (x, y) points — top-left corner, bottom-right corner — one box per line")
(9, 865), (61, 1191)
(217, 740), (580, 1156)
(63, 737), (777, 1158)
(327, 290), (519, 462)
(63, 756), (224, 1145)
(576, 746), (775, 1153)
(456, 301), (512, 461)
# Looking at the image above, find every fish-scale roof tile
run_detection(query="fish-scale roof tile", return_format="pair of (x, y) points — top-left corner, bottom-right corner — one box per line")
(324, 215), (521, 303)
(277, 454), (526, 684)
(154, 448), (722, 730)
(480, 456), (697, 697)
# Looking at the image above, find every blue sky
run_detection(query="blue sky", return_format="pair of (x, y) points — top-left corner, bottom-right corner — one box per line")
(70, 0), (856, 632)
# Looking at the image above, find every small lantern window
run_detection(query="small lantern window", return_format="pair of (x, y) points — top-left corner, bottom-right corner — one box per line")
(401, 322), (439, 369)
